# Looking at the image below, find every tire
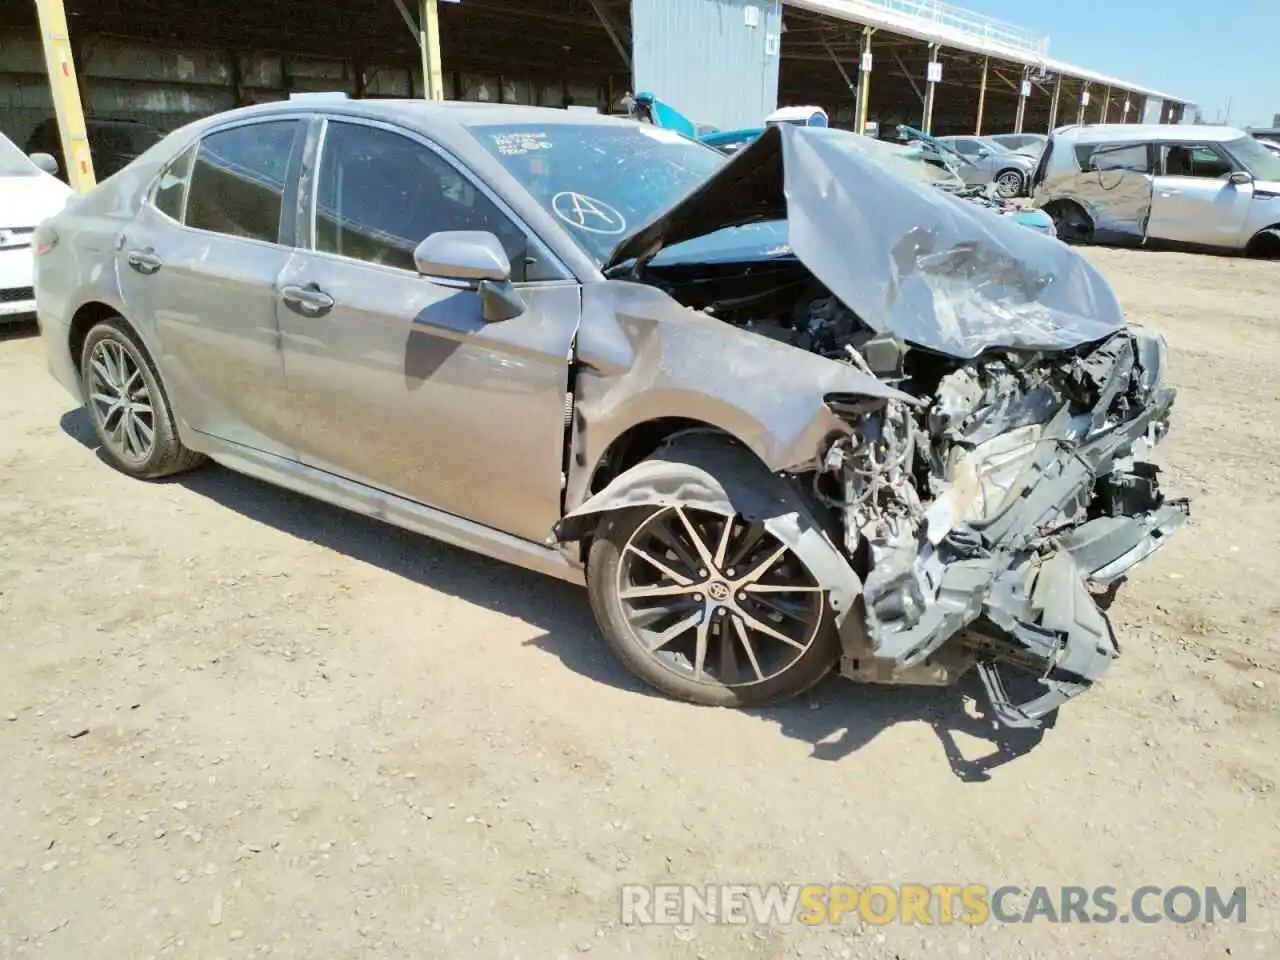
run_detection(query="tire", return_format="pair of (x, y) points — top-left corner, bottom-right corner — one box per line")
(80, 316), (205, 480)
(586, 503), (840, 708)
(994, 168), (1025, 199)
(1046, 201), (1094, 244)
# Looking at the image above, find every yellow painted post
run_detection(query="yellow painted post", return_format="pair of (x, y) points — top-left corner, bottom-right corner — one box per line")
(922, 42), (940, 134)
(1048, 73), (1062, 131)
(856, 28), (874, 135)
(32, 0), (95, 192)
(974, 57), (988, 135)
(1013, 66), (1030, 133)
(418, 0), (445, 101)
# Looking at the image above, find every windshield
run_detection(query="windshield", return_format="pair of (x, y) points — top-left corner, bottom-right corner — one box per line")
(1225, 135), (1280, 180)
(975, 137), (1013, 154)
(0, 132), (39, 177)
(469, 121), (728, 265)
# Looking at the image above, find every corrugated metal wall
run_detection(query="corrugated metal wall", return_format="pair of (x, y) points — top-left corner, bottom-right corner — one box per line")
(0, 30), (612, 154)
(631, 0), (782, 131)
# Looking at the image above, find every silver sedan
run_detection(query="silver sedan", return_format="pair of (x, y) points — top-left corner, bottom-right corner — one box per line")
(32, 100), (1186, 727)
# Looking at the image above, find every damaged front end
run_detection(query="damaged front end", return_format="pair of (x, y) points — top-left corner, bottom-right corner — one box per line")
(816, 323), (1187, 727)
(582, 124), (1188, 727)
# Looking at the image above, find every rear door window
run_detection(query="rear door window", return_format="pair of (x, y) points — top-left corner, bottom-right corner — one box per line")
(184, 120), (304, 243)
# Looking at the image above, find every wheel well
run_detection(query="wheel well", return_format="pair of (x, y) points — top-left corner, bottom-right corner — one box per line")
(67, 301), (121, 372)
(1245, 226), (1280, 259)
(570, 418), (748, 563)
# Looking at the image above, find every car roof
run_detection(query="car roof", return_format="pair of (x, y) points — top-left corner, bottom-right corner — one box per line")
(201, 97), (641, 132)
(1055, 123), (1247, 145)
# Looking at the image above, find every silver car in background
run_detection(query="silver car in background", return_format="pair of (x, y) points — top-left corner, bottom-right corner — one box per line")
(984, 132), (1048, 160)
(933, 134), (1038, 197)
(1032, 124), (1280, 257)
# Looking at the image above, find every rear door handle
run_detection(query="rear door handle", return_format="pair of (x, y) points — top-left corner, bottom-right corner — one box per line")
(126, 247), (163, 274)
(280, 283), (336, 317)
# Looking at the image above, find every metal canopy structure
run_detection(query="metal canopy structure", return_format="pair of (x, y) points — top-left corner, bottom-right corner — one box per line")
(778, 0), (1189, 135)
(5, 0), (1190, 192)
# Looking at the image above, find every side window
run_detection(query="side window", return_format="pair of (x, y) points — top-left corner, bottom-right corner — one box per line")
(950, 138), (979, 156)
(1076, 142), (1151, 174)
(152, 143), (196, 221)
(1161, 144), (1233, 179)
(185, 120), (302, 243)
(314, 121), (529, 280)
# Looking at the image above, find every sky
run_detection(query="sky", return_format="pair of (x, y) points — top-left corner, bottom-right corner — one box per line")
(971, 0), (1278, 128)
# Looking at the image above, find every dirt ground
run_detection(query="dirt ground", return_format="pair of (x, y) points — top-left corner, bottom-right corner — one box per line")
(1, 248), (1277, 959)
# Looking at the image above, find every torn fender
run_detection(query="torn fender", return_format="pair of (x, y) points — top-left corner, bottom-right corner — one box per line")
(565, 280), (919, 515)
(553, 434), (864, 626)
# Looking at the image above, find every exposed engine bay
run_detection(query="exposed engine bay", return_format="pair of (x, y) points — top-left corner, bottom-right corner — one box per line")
(643, 264), (1189, 727)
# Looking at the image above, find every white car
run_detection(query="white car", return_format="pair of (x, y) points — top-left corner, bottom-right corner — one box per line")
(1, 132), (73, 323)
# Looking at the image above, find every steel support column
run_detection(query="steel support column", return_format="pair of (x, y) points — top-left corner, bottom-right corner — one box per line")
(1076, 81), (1090, 125)
(974, 56), (988, 135)
(1047, 74), (1062, 132)
(1101, 85), (1112, 123)
(922, 42), (941, 134)
(1121, 93), (1132, 123)
(418, 0), (444, 100)
(33, 0), (95, 192)
(856, 28), (875, 135)
(1013, 65), (1030, 133)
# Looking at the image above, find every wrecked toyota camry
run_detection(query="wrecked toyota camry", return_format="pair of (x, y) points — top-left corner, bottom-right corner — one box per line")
(557, 123), (1188, 727)
(38, 102), (1186, 729)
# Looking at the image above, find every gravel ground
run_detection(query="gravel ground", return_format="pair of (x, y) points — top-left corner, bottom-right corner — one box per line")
(1, 247), (1277, 959)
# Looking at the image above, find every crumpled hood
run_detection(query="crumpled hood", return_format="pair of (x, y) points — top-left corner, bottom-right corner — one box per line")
(606, 125), (1127, 359)
(0, 174), (74, 229)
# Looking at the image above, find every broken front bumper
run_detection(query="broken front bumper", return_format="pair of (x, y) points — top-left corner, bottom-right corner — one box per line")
(845, 335), (1188, 728)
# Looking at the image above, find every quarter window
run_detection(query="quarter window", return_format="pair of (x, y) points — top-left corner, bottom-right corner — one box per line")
(152, 143), (196, 221)
(185, 120), (303, 243)
(313, 121), (529, 279)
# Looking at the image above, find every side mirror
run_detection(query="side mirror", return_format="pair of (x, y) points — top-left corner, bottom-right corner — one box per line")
(29, 152), (59, 176)
(975, 148), (991, 159)
(1229, 170), (1253, 186)
(412, 230), (525, 323)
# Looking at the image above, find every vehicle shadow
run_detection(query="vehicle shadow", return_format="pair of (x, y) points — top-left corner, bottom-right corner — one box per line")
(0, 318), (39, 342)
(59, 406), (1057, 781)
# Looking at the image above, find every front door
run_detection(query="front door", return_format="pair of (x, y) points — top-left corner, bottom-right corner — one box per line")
(276, 118), (580, 543)
(115, 118), (306, 457)
(1147, 142), (1252, 249)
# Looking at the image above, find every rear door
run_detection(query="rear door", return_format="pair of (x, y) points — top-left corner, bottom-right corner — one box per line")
(1146, 142), (1252, 249)
(115, 116), (307, 456)
(1069, 140), (1155, 242)
(276, 117), (580, 542)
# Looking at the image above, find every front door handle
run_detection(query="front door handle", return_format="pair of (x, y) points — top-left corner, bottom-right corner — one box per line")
(280, 283), (336, 317)
(126, 247), (163, 275)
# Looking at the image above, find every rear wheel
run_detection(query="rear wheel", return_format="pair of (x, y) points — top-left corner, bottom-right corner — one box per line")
(587, 503), (839, 707)
(80, 317), (205, 479)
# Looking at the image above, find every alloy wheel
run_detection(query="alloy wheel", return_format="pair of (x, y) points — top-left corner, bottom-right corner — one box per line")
(615, 506), (826, 687)
(88, 339), (156, 464)
(995, 170), (1024, 198)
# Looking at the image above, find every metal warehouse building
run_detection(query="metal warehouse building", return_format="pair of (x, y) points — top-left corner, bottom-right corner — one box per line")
(4, 0), (1190, 192)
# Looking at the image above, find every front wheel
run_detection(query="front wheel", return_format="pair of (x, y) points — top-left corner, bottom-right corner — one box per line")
(586, 504), (839, 707)
(993, 169), (1026, 198)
